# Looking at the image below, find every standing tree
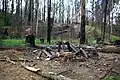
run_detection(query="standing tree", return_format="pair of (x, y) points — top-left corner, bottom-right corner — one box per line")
(61, 0), (64, 23)
(4, 0), (8, 25)
(80, 0), (86, 44)
(102, 0), (108, 42)
(24, 0), (28, 26)
(11, 0), (14, 26)
(16, 0), (21, 35)
(2, 0), (5, 12)
(67, 2), (70, 24)
(35, 0), (39, 36)
(28, 0), (32, 26)
(47, 0), (51, 44)
(59, 0), (62, 23)
(43, 0), (46, 21)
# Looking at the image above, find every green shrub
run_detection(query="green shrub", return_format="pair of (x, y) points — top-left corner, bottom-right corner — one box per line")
(111, 35), (120, 42)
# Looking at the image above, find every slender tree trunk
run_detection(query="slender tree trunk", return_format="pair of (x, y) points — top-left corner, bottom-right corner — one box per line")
(52, 0), (55, 23)
(43, 0), (46, 21)
(2, 0), (4, 12)
(24, 0), (28, 26)
(61, 0), (64, 23)
(11, 0), (14, 26)
(47, 0), (51, 44)
(4, 0), (7, 25)
(92, 0), (94, 27)
(20, 0), (22, 36)
(35, 9), (39, 37)
(111, 0), (114, 41)
(108, 1), (111, 41)
(59, 0), (61, 23)
(31, 0), (34, 27)
(108, 13), (110, 40)
(67, 4), (70, 24)
(28, 0), (32, 26)
(103, 0), (108, 42)
(80, 0), (86, 44)
(100, 10), (103, 37)
(16, 0), (20, 36)
(35, 0), (39, 36)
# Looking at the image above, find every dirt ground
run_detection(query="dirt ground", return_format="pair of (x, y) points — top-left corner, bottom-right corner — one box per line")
(0, 49), (120, 80)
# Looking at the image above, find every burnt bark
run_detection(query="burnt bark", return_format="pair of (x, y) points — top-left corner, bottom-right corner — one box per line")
(80, 0), (86, 44)
(28, 0), (32, 26)
(43, 0), (46, 21)
(47, 0), (51, 44)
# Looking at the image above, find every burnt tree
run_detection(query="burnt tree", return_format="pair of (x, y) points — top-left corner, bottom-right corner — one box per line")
(28, 0), (32, 26)
(47, 0), (52, 44)
(80, 0), (86, 44)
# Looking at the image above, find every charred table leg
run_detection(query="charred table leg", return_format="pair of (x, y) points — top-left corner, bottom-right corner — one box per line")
(58, 41), (62, 52)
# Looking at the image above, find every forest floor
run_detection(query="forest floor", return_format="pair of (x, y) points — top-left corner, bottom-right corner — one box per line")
(0, 48), (120, 80)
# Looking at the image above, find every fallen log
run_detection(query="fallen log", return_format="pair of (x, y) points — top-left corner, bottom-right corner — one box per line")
(100, 45), (120, 53)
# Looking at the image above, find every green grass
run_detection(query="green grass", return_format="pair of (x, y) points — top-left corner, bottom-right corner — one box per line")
(104, 75), (120, 80)
(1, 39), (58, 47)
(1, 34), (120, 47)
(2, 39), (25, 47)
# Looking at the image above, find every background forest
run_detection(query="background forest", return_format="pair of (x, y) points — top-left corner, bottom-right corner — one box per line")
(0, 0), (120, 46)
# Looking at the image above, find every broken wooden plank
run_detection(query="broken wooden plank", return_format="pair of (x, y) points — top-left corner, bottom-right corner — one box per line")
(6, 57), (16, 64)
(21, 63), (40, 72)
(4, 56), (16, 64)
(42, 50), (52, 57)
(46, 47), (57, 52)
(70, 44), (78, 52)
(80, 48), (88, 59)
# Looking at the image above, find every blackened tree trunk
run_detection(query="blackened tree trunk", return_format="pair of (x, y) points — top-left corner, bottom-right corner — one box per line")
(61, 0), (64, 23)
(4, 0), (8, 25)
(24, 0), (28, 25)
(10, 0), (14, 26)
(103, 0), (108, 42)
(67, 4), (70, 24)
(20, 0), (23, 36)
(108, 1), (111, 41)
(35, 0), (39, 36)
(59, 0), (61, 23)
(16, 0), (21, 36)
(92, 0), (94, 27)
(21, 0), (22, 26)
(28, 0), (32, 26)
(43, 0), (46, 21)
(2, 0), (4, 12)
(47, 0), (51, 44)
(31, 0), (34, 27)
(80, 0), (86, 44)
